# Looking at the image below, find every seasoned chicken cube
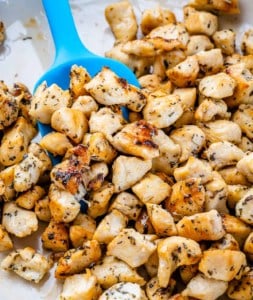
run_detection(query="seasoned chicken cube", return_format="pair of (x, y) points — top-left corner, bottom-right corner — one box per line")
(176, 209), (226, 241)
(170, 125), (205, 163)
(60, 271), (102, 300)
(49, 184), (80, 223)
(69, 65), (91, 99)
(213, 29), (236, 55)
(85, 67), (146, 111)
(166, 178), (205, 220)
(55, 240), (101, 278)
(184, 6), (218, 36)
(0, 21), (5, 45)
(71, 95), (98, 118)
(88, 132), (117, 164)
(174, 156), (213, 184)
(121, 40), (156, 57)
(40, 132), (73, 156)
(0, 84), (19, 129)
(205, 141), (244, 170)
(132, 172), (171, 205)
(241, 29), (253, 55)
(235, 189), (253, 225)
(237, 152), (253, 183)
(211, 233), (240, 251)
(204, 171), (229, 213)
(157, 236), (202, 287)
(16, 185), (45, 210)
(138, 74), (162, 93)
(244, 232), (253, 256)
(30, 82), (71, 124)
(200, 120), (241, 144)
(112, 155), (152, 192)
(105, 44), (153, 78)
(0, 116), (36, 166)
(41, 220), (69, 252)
(109, 192), (143, 221)
(105, 1), (137, 43)
(195, 99), (230, 122)
(152, 129), (181, 174)
(140, 5), (176, 35)
(51, 107), (88, 144)
(89, 107), (124, 140)
(28, 142), (52, 173)
(147, 23), (189, 51)
(182, 273), (228, 300)
(99, 282), (148, 300)
(2, 202), (38, 238)
(107, 228), (157, 268)
(196, 48), (223, 75)
(199, 72), (236, 99)
(51, 144), (90, 195)
(93, 209), (128, 244)
(219, 166), (250, 186)
(0, 165), (16, 202)
(227, 184), (249, 209)
(226, 63), (253, 107)
(14, 153), (43, 192)
(10, 82), (34, 124)
(35, 195), (51, 222)
(153, 50), (186, 79)
(143, 93), (183, 128)
(166, 56), (199, 87)
(186, 35), (214, 56)
(227, 268), (253, 300)
(198, 249), (247, 281)
(70, 213), (96, 248)
(87, 182), (115, 218)
(0, 225), (13, 252)
(112, 120), (159, 160)
(188, 0), (240, 14)
(1, 247), (51, 283)
(233, 104), (253, 139)
(222, 213), (252, 247)
(146, 277), (176, 300)
(172, 87), (197, 128)
(146, 203), (177, 237)
(91, 256), (146, 289)
(87, 162), (109, 191)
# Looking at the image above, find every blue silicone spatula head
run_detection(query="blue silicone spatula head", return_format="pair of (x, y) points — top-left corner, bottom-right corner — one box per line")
(35, 0), (139, 138)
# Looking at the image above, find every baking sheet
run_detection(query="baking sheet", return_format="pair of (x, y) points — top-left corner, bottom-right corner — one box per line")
(0, 0), (252, 299)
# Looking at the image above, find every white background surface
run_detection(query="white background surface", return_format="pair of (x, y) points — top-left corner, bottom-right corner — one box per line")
(0, 0), (252, 299)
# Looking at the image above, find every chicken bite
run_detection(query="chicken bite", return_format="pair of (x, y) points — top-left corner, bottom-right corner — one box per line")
(198, 249), (247, 281)
(157, 236), (202, 287)
(30, 82), (71, 124)
(182, 273), (228, 300)
(1, 247), (51, 283)
(176, 209), (226, 241)
(60, 271), (102, 300)
(105, 1), (137, 43)
(112, 120), (159, 160)
(91, 256), (146, 289)
(107, 228), (157, 268)
(112, 155), (152, 192)
(143, 93), (183, 128)
(2, 202), (38, 238)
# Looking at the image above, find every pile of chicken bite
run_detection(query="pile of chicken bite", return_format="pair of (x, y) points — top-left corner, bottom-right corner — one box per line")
(0, 0), (253, 299)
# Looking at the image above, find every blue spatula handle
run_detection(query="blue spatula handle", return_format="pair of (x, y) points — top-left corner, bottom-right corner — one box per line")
(42, 0), (94, 67)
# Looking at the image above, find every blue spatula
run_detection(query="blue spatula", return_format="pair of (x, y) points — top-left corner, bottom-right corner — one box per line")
(35, 0), (139, 139)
